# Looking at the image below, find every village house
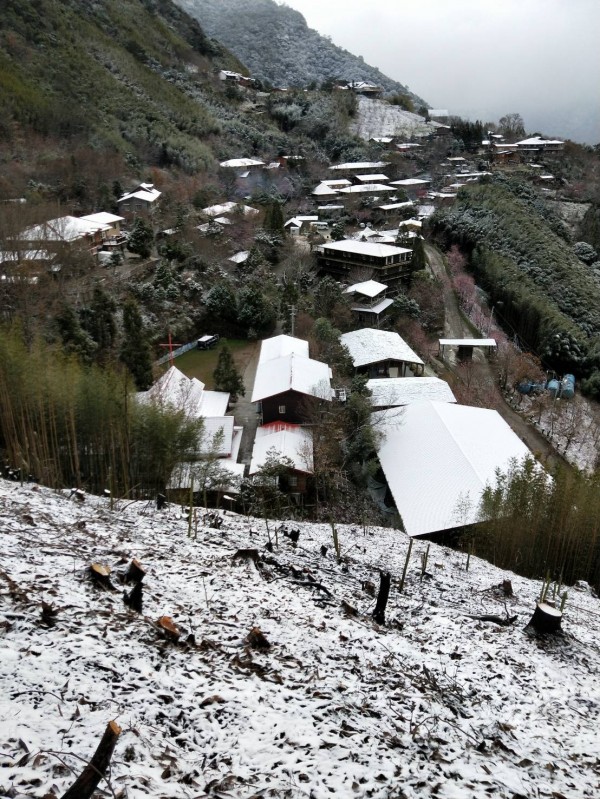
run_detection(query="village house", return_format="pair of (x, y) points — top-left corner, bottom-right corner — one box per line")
(374, 401), (536, 538)
(248, 422), (313, 497)
(17, 215), (112, 256)
(344, 280), (394, 327)
(117, 183), (161, 215)
(328, 161), (389, 176)
(346, 81), (382, 98)
(340, 328), (425, 378)
(137, 365), (245, 499)
(389, 177), (430, 199)
(284, 215), (319, 236)
(200, 201), (259, 219)
(251, 334), (332, 425)
(317, 239), (413, 292)
(366, 377), (456, 409)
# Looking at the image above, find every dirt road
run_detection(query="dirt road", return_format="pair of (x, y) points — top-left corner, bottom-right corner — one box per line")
(425, 244), (565, 469)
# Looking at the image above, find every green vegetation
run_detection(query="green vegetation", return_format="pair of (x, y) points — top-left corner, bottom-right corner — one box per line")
(0, 326), (202, 495)
(430, 175), (600, 385)
(475, 458), (600, 593)
(174, 339), (256, 386)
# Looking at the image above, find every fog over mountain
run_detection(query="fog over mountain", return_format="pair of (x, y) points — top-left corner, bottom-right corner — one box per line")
(281, 0), (600, 145)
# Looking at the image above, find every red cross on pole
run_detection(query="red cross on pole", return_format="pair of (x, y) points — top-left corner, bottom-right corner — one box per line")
(159, 330), (182, 366)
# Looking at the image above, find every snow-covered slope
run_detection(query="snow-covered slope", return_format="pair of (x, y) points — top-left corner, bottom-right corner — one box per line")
(352, 96), (440, 140)
(1, 479), (599, 798)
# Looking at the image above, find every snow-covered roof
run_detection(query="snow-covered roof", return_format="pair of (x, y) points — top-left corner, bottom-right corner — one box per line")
(390, 178), (430, 186)
(0, 249), (56, 263)
(249, 423), (313, 475)
(137, 367), (206, 416)
(312, 183), (340, 196)
(317, 204), (345, 211)
(202, 202), (259, 217)
(118, 185), (161, 204)
(340, 328), (424, 368)
(355, 174), (390, 183)
(428, 109), (449, 117)
(19, 216), (110, 243)
(329, 161), (388, 171)
(345, 279), (388, 299)
(398, 218), (422, 228)
(323, 240), (411, 258)
(228, 250), (249, 264)
(396, 142), (422, 149)
(370, 136), (393, 143)
(417, 205), (436, 217)
(367, 377), (456, 408)
(258, 334), (309, 364)
(337, 184), (395, 194)
(439, 338), (497, 348)
(251, 354), (332, 403)
(374, 401), (534, 536)
(199, 416), (236, 454)
(284, 216), (318, 228)
(377, 201), (414, 211)
(320, 179), (352, 187)
(516, 136), (564, 147)
(219, 158), (265, 168)
(80, 212), (125, 225)
(351, 298), (395, 315)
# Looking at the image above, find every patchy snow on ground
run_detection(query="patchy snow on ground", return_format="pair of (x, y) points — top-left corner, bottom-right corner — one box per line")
(1, 479), (600, 799)
(351, 97), (435, 141)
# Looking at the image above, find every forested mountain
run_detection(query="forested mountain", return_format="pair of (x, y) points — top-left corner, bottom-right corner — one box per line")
(0, 0), (295, 187)
(177, 0), (425, 105)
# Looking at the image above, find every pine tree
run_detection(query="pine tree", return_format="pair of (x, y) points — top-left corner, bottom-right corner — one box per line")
(55, 304), (97, 364)
(120, 299), (153, 390)
(213, 345), (245, 401)
(127, 218), (153, 258)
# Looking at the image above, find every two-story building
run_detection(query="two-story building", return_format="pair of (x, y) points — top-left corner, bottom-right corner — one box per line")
(317, 239), (413, 293)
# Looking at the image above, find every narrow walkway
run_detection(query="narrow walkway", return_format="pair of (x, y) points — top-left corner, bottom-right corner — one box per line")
(232, 342), (260, 470)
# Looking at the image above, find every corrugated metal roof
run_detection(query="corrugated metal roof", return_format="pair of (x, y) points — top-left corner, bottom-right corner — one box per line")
(251, 354), (332, 403)
(367, 377), (456, 408)
(249, 424), (313, 475)
(341, 329), (424, 368)
(374, 401), (535, 537)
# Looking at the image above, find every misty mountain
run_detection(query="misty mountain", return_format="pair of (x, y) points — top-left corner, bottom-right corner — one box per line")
(176, 0), (426, 105)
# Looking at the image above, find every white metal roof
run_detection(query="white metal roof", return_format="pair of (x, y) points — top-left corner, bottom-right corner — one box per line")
(19, 216), (110, 243)
(249, 424), (313, 475)
(219, 158), (265, 168)
(367, 377), (456, 408)
(374, 401), (534, 537)
(323, 239), (411, 258)
(251, 354), (332, 403)
(118, 186), (161, 204)
(259, 335), (310, 364)
(516, 136), (564, 146)
(439, 338), (497, 348)
(80, 212), (125, 225)
(355, 174), (390, 183)
(341, 328), (424, 368)
(228, 251), (249, 264)
(345, 279), (387, 298)
(329, 161), (388, 171)
(312, 184), (340, 196)
(284, 216), (318, 228)
(202, 202), (258, 217)
(320, 179), (352, 187)
(351, 298), (395, 315)
(390, 178), (430, 186)
(338, 184), (395, 194)
(377, 201), (414, 211)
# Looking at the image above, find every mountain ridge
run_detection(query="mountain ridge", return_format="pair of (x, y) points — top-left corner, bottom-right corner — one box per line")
(177, 0), (427, 106)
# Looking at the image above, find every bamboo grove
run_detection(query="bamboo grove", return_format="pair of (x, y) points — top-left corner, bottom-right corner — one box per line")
(0, 326), (203, 496)
(472, 457), (600, 593)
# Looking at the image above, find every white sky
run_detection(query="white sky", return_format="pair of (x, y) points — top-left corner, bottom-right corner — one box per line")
(279, 0), (600, 144)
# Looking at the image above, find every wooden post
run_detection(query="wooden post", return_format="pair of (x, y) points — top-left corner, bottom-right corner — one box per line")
(373, 571), (391, 625)
(61, 720), (121, 799)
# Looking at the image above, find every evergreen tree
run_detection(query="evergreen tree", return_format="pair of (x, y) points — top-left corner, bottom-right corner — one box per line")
(80, 287), (117, 358)
(120, 299), (153, 390)
(238, 285), (277, 334)
(55, 304), (97, 364)
(264, 201), (284, 234)
(410, 236), (427, 274)
(127, 218), (154, 258)
(213, 345), (245, 401)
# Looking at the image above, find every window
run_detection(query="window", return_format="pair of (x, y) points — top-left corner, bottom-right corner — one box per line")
(278, 405), (286, 414)
(288, 475), (298, 487)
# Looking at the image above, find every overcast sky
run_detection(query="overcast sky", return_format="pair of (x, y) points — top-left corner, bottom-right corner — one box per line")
(279, 0), (600, 144)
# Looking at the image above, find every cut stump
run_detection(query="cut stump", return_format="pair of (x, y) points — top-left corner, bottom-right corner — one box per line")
(61, 719), (121, 799)
(527, 602), (562, 634)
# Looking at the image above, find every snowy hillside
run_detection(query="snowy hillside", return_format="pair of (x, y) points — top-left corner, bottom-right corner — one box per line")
(351, 97), (440, 141)
(1, 478), (600, 798)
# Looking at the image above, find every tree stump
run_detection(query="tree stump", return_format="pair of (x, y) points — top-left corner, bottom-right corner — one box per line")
(125, 559), (146, 584)
(527, 602), (562, 634)
(156, 615), (180, 642)
(372, 571), (391, 626)
(123, 582), (143, 613)
(61, 720), (121, 799)
(89, 563), (114, 590)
